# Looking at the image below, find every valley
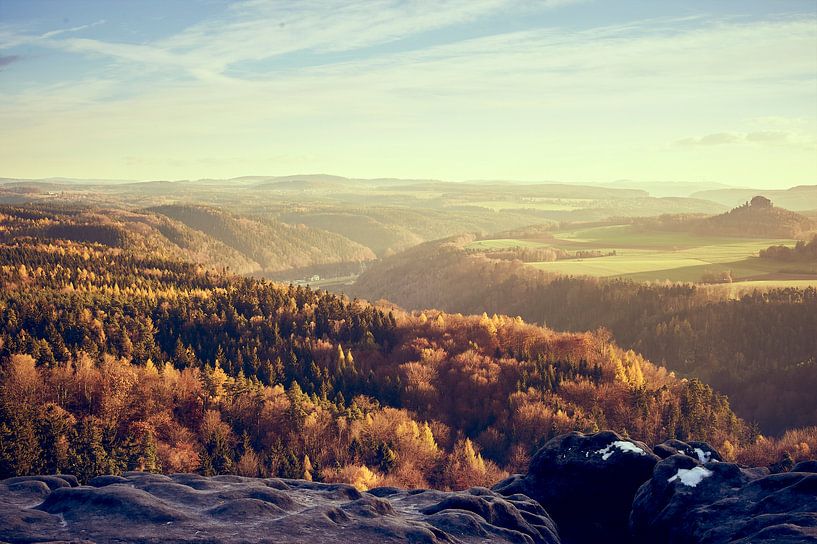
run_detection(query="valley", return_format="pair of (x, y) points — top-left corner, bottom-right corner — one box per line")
(470, 225), (812, 285)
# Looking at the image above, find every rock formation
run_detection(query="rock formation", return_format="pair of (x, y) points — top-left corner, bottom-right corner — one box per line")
(631, 452), (817, 544)
(493, 430), (659, 543)
(0, 472), (559, 544)
(2, 431), (815, 544)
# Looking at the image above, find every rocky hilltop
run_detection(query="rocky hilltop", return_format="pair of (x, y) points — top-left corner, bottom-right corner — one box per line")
(2, 431), (815, 544)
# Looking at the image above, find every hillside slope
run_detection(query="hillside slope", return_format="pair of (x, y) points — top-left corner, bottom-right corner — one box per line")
(694, 196), (815, 238)
(0, 204), (380, 276)
(0, 205), (258, 273)
(150, 205), (376, 271)
(350, 236), (817, 433)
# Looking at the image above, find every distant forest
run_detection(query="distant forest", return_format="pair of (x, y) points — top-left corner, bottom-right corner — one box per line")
(761, 236), (817, 261)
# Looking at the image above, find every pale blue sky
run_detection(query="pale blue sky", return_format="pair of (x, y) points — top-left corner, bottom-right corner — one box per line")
(1, 0), (815, 186)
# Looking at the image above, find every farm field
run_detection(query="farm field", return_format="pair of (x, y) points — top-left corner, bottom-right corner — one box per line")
(464, 198), (595, 212)
(469, 224), (817, 284)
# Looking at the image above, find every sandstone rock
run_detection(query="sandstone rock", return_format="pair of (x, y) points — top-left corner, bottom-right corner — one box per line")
(793, 460), (817, 473)
(630, 454), (817, 543)
(653, 438), (724, 463)
(37, 485), (192, 523)
(2, 475), (75, 490)
(89, 474), (130, 487)
(494, 430), (658, 544)
(0, 472), (561, 543)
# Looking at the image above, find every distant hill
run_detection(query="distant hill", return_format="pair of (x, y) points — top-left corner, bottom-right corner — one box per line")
(695, 196), (815, 238)
(253, 178), (350, 192)
(596, 180), (734, 198)
(0, 205), (259, 273)
(382, 181), (650, 199)
(0, 204), (377, 275)
(280, 206), (543, 257)
(149, 204), (376, 272)
(691, 185), (817, 211)
(280, 210), (423, 257)
(632, 196), (815, 238)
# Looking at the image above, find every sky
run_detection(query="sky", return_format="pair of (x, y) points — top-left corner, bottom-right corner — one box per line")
(0, 0), (816, 187)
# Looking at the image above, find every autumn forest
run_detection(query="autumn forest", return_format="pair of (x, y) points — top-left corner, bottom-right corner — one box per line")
(1, 228), (814, 490)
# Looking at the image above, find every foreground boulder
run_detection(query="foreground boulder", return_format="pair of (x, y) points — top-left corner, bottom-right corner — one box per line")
(493, 431), (659, 544)
(0, 472), (559, 543)
(631, 454), (817, 543)
(653, 438), (724, 463)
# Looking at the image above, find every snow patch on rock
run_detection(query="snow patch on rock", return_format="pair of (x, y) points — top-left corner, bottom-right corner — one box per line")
(595, 441), (647, 461)
(693, 448), (716, 463)
(668, 466), (713, 487)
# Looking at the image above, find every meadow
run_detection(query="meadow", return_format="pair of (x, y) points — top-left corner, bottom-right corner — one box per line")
(468, 224), (817, 285)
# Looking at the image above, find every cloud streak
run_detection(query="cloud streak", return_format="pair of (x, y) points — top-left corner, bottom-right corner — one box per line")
(676, 130), (816, 150)
(40, 19), (106, 39)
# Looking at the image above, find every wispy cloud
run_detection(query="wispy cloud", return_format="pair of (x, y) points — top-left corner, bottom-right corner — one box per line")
(0, 19), (106, 50)
(676, 130), (816, 150)
(40, 19), (106, 39)
(0, 54), (20, 68)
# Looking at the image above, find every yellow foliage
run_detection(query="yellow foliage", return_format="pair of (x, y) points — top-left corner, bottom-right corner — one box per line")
(419, 422), (438, 451)
(614, 357), (628, 384)
(627, 358), (645, 388)
(480, 312), (497, 335)
(144, 358), (158, 375)
(720, 439), (736, 461)
(322, 464), (382, 491)
(613, 350), (645, 388)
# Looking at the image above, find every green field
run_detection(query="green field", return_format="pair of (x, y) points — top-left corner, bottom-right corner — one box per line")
(467, 238), (552, 250)
(466, 198), (594, 212)
(469, 224), (817, 285)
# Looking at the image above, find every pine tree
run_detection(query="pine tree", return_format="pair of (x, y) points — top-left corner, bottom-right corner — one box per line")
(69, 417), (114, 483)
(375, 442), (397, 473)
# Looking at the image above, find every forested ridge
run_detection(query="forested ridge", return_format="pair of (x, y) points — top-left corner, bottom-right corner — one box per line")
(149, 204), (376, 271)
(4, 237), (802, 489)
(0, 205), (375, 277)
(352, 235), (817, 434)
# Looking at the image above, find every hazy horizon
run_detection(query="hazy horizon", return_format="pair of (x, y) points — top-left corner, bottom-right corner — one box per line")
(2, 0), (816, 186)
(0, 172), (809, 193)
